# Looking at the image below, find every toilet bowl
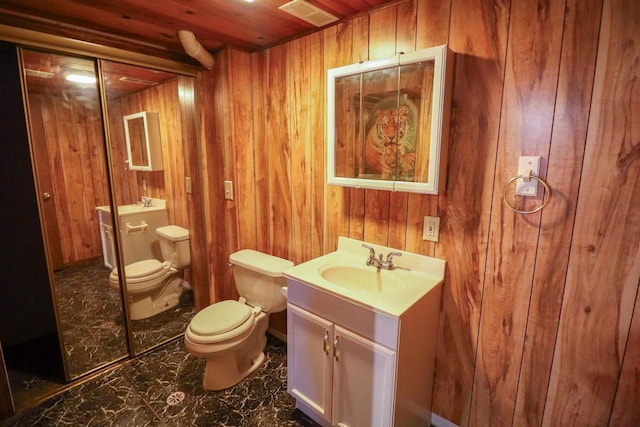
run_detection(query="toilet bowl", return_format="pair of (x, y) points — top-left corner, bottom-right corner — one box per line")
(110, 225), (190, 320)
(184, 249), (293, 391)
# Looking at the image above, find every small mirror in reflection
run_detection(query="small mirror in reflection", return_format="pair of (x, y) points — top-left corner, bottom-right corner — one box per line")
(126, 116), (148, 167)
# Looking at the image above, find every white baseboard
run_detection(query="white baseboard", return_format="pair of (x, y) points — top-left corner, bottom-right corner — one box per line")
(432, 412), (458, 427)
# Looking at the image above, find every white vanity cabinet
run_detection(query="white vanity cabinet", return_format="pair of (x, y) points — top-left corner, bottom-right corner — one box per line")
(95, 200), (168, 268)
(288, 303), (396, 426)
(286, 275), (442, 427)
(97, 206), (117, 269)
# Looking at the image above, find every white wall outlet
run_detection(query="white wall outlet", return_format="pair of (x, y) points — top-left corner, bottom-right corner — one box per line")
(224, 180), (234, 200)
(423, 216), (440, 242)
(185, 177), (192, 194)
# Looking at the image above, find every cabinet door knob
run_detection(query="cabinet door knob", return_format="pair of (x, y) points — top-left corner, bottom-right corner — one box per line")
(323, 331), (329, 355)
(42, 192), (51, 201)
(333, 336), (340, 362)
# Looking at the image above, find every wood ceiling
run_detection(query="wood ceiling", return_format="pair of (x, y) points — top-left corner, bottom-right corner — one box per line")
(0, 0), (395, 66)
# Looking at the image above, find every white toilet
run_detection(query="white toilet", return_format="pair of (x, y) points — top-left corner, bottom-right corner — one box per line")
(109, 225), (190, 320)
(184, 249), (293, 391)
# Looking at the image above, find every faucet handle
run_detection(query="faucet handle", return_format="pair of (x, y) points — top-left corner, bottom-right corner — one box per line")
(362, 243), (376, 257)
(362, 243), (377, 266)
(386, 251), (402, 263)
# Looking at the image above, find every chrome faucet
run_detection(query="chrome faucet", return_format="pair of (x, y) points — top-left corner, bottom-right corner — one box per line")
(140, 196), (153, 207)
(361, 243), (402, 271)
(384, 252), (402, 270)
(362, 243), (377, 267)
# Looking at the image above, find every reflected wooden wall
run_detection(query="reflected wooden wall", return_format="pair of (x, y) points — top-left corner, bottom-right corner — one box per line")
(29, 76), (209, 309)
(107, 76), (209, 309)
(199, 0), (640, 424)
(107, 78), (187, 225)
(27, 94), (108, 266)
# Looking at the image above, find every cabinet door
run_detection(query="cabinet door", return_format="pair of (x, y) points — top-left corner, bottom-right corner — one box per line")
(332, 325), (396, 427)
(287, 303), (334, 423)
(100, 223), (116, 269)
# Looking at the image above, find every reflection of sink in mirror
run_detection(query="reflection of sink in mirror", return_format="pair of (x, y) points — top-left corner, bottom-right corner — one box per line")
(95, 199), (168, 268)
(319, 264), (406, 294)
(96, 198), (167, 216)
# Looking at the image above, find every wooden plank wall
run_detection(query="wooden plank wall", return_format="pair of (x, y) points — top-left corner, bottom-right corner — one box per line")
(198, 0), (640, 424)
(29, 78), (192, 265)
(28, 94), (108, 265)
(107, 79), (187, 225)
(29, 75), (209, 309)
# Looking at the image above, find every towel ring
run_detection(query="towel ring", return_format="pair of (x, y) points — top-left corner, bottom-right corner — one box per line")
(502, 175), (551, 214)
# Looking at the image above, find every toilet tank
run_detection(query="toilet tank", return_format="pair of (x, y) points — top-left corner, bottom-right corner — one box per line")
(229, 250), (294, 313)
(156, 225), (190, 268)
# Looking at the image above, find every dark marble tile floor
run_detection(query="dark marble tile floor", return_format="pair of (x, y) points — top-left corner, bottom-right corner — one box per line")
(2, 335), (319, 427)
(5, 258), (197, 410)
(2, 334), (65, 409)
(53, 258), (129, 378)
(53, 258), (195, 376)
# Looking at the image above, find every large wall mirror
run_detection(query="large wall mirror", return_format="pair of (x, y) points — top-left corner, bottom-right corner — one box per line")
(327, 45), (453, 194)
(14, 48), (202, 390)
(102, 60), (199, 357)
(21, 49), (129, 381)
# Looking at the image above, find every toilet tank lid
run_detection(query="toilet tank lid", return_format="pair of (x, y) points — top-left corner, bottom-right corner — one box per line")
(156, 225), (189, 241)
(229, 249), (294, 277)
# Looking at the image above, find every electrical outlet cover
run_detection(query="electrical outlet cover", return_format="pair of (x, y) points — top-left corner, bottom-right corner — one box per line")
(423, 216), (440, 242)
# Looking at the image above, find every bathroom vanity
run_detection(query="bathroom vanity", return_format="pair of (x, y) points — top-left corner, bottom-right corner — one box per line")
(284, 237), (445, 427)
(96, 199), (168, 268)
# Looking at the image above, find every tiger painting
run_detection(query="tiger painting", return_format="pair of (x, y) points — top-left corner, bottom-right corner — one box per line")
(363, 102), (417, 180)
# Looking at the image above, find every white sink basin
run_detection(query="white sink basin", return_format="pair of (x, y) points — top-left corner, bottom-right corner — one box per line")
(284, 237), (445, 316)
(319, 264), (406, 294)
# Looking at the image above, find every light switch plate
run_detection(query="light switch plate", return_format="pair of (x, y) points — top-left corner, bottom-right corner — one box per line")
(185, 177), (192, 194)
(224, 180), (234, 200)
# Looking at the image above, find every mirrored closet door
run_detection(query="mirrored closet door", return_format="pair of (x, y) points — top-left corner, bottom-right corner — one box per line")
(19, 48), (201, 381)
(101, 61), (197, 356)
(21, 49), (129, 380)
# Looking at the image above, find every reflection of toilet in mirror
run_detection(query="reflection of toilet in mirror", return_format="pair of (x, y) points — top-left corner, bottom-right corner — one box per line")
(109, 225), (190, 320)
(184, 250), (293, 391)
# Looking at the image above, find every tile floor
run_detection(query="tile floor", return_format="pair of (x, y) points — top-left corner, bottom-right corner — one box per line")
(53, 258), (195, 377)
(1, 335), (318, 426)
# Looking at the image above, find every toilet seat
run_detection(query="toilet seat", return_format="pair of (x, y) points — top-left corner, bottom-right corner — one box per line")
(109, 259), (171, 293)
(123, 259), (168, 281)
(186, 300), (258, 344)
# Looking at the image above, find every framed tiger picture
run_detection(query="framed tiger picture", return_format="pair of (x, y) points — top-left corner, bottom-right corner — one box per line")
(327, 45), (453, 194)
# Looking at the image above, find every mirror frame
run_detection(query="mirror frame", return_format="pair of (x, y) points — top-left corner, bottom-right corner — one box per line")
(123, 111), (163, 171)
(327, 45), (452, 194)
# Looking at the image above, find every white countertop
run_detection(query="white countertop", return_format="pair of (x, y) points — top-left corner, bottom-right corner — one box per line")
(283, 236), (445, 317)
